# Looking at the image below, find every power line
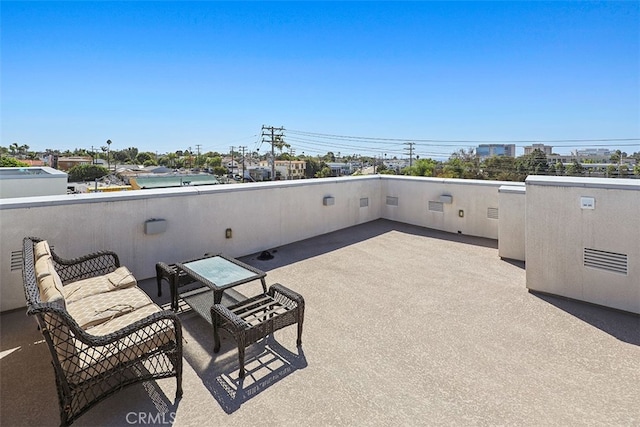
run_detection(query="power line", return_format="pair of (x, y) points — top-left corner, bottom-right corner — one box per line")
(287, 129), (639, 145)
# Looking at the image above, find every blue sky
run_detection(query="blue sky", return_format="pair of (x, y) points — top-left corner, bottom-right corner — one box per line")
(2, 1), (639, 159)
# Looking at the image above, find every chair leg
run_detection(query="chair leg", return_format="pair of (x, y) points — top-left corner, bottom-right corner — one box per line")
(297, 321), (303, 347)
(237, 344), (246, 378)
(155, 265), (163, 297)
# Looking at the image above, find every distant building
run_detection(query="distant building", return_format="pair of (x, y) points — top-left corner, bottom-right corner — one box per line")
(476, 144), (516, 159)
(259, 160), (306, 179)
(56, 156), (93, 171)
(573, 148), (613, 158)
(524, 144), (553, 156)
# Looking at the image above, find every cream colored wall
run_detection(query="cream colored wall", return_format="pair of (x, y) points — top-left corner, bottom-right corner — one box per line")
(0, 177), (382, 311)
(498, 186), (526, 261)
(0, 175), (531, 312)
(525, 176), (640, 314)
(381, 176), (522, 239)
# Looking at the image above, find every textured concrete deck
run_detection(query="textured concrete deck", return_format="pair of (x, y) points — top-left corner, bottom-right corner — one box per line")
(2, 219), (639, 426)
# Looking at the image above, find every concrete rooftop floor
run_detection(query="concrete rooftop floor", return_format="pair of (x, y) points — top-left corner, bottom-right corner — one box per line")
(1, 219), (639, 426)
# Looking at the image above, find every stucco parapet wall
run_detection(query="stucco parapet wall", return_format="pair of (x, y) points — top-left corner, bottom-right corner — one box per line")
(383, 174), (525, 188)
(498, 185), (526, 194)
(0, 175), (382, 210)
(526, 176), (640, 191)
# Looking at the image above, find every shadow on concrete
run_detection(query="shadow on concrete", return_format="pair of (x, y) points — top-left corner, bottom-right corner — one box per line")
(240, 219), (498, 273)
(530, 291), (640, 346)
(181, 314), (307, 414)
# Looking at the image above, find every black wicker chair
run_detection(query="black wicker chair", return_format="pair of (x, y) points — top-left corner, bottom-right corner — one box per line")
(211, 283), (304, 378)
(22, 237), (183, 426)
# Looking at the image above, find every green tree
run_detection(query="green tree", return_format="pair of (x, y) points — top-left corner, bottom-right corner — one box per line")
(482, 156), (518, 181)
(67, 164), (109, 182)
(441, 157), (464, 178)
(315, 166), (332, 178)
(403, 158), (437, 177)
(0, 157), (29, 167)
(135, 152), (153, 164)
(515, 149), (548, 178)
(565, 161), (584, 177)
(305, 158), (323, 178)
(212, 166), (227, 176)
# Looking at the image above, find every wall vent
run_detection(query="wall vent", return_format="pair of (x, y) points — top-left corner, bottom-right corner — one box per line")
(360, 198), (369, 208)
(10, 250), (22, 271)
(428, 201), (444, 212)
(386, 196), (398, 206)
(583, 248), (628, 275)
(487, 207), (499, 220)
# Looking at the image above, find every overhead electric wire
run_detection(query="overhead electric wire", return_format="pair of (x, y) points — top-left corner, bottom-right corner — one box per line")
(287, 129), (639, 146)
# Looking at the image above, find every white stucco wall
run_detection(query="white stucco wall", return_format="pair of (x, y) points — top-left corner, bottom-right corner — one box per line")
(1, 175), (528, 312)
(525, 176), (640, 314)
(498, 185), (526, 261)
(381, 176), (523, 239)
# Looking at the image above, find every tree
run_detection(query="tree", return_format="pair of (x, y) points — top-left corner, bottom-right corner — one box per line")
(305, 158), (323, 178)
(315, 166), (332, 178)
(440, 157), (465, 178)
(402, 158), (437, 177)
(565, 161), (584, 177)
(67, 164), (109, 182)
(482, 156), (518, 181)
(135, 152), (153, 164)
(0, 157), (29, 167)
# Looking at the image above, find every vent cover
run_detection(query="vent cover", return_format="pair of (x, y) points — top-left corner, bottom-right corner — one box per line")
(360, 198), (369, 208)
(428, 201), (444, 212)
(386, 196), (398, 206)
(583, 248), (628, 275)
(487, 207), (499, 220)
(10, 250), (22, 271)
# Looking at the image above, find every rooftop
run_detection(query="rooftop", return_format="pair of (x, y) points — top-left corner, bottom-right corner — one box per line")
(2, 219), (638, 426)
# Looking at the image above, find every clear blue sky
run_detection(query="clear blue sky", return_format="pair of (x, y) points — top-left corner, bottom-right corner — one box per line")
(2, 1), (639, 159)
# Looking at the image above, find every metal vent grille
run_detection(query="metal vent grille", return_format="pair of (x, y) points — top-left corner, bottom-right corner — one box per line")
(10, 251), (23, 271)
(583, 248), (628, 275)
(428, 201), (444, 212)
(360, 198), (369, 208)
(487, 207), (499, 220)
(386, 196), (398, 206)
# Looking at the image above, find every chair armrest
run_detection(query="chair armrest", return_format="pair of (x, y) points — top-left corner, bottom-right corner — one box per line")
(269, 283), (305, 307)
(52, 251), (120, 284)
(212, 304), (250, 330)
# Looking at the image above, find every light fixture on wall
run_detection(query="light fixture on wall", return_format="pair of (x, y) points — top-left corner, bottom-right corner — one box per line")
(144, 219), (167, 235)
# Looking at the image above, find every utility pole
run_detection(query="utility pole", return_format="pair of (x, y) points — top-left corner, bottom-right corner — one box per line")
(239, 146), (247, 182)
(288, 147), (295, 180)
(229, 146), (234, 177)
(404, 142), (415, 168)
(195, 144), (202, 169)
(261, 125), (285, 180)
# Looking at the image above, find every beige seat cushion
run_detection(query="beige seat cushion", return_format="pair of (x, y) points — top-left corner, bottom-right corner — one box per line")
(67, 286), (155, 330)
(63, 267), (137, 303)
(68, 304), (175, 384)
